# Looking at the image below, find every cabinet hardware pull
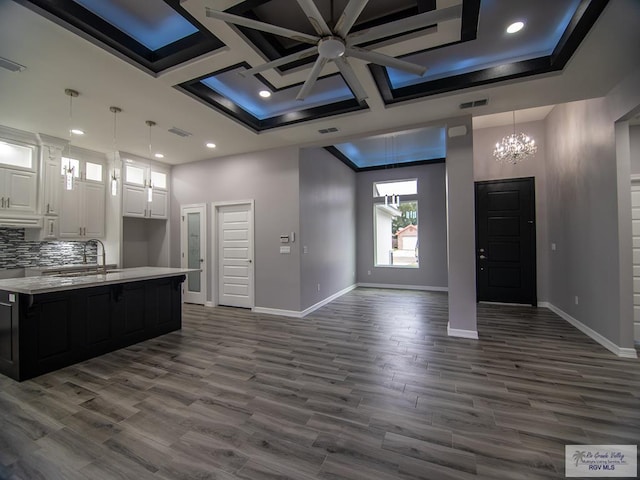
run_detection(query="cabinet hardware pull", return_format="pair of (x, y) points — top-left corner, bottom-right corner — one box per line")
(46, 203), (50, 214)
(6, 198), (8, 208)
(49, 221), (54, 235)
(1, 197), (4, 208)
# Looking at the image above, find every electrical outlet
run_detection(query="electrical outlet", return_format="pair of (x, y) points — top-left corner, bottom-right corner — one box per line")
(317, 283), (320, 292)
(367, 270), (371, 275)
(574, 296), (579, 305)
(551, 243), (556, 251)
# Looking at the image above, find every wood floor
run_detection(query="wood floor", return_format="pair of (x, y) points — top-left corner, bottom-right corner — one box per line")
(1, 288), (639, 479)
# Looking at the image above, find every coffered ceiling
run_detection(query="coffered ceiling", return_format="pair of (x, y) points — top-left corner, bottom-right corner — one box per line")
(0, 0), (639, 167)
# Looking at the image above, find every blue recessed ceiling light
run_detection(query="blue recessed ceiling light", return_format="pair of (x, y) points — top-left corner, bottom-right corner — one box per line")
(72, 0), (198, 51)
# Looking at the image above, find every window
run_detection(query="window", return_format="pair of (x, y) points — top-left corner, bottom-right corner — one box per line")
(0, 140), (35, 170)
(61, 158), (103, 181)
(373, 180), (418, 268)
(85, 161), (103, 182)
(61, 157), (80, 177)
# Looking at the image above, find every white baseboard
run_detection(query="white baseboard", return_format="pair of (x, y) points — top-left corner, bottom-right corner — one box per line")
(253, 284), (357, 319)
(635, 323), (640, 345)
(357, 283), (447, 292)
(447, 323), (479, 339)
(252, 307), (304, 318)
(543, 303), (638, 359)
(204, 301), (214, 308)
(300, 284), (357, 317)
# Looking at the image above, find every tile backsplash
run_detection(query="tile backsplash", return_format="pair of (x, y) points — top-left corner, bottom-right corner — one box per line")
(0, 228), (97, 269)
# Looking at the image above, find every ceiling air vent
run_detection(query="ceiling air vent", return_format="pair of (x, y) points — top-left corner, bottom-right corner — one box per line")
(168, 126), (192, 137)
(460, 98), (488, 109)
(318, 127), (339, 134)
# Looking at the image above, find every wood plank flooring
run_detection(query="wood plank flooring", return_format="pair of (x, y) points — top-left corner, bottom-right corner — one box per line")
(1, 288), (639, 479)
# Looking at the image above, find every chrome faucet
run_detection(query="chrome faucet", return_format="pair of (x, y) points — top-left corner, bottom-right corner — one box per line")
(83, 239), (107, 273)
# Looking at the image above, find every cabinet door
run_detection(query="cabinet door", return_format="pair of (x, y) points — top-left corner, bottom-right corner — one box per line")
(149, 189), (167, 219)
(3, 169), (36, 213)
(42, 217), (58, 239)
(44, 160), (61, 215)
(58, 180), (82, 238)
(83, 182), (105, 238)
(123, 185), (147, 217)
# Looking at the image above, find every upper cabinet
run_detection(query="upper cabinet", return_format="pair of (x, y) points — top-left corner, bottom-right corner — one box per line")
(58, 148), (106, 239)
(122, 158), (169, 219)
(0, 137), (37, 214)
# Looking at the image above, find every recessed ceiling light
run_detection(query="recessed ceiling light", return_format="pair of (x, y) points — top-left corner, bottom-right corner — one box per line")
(154, 153), (164, 159)
(206, 142), (216, 148)
(506, 21), (525, 34)
(259, 90), (272, 98)
(70, 129), (85, 135)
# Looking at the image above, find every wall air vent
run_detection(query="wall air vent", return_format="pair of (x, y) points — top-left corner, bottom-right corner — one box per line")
(168, 127), (192, 137)
(318, 127), (340, 134)
(460, 98), (488, 109)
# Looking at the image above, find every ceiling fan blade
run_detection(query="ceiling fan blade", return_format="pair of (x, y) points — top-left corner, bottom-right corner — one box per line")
(240, 47), (318, 77)
(346, 4), (462, 46)
(205, 7), (319, 45)
(334, 0), (369, 38)
(335, 57), (368, 102)
(295, 0), (332, 36)
(347, 47), (426, 76)
(296, 56), (328, 101)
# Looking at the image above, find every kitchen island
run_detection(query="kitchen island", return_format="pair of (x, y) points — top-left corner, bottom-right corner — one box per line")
(0, 267), (196, 381)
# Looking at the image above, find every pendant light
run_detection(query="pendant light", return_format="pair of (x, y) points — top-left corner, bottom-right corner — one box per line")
(64, 88), (79, 190)
(109, 106), (122, 196)
(493, 111), (537, 164)
(384, 135), (400, 208)
(145, 120), (155, 202)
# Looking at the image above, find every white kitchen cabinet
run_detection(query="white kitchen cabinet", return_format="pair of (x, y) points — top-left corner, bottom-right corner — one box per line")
(122, 160), (169, 219)
(0, 168), (37, 213)
(59, 180), (105, 238)
(58, 151), (106, 239)
(42, 149), (62, 215)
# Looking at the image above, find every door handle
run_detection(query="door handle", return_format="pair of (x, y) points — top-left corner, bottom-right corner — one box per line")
(200, 259), (204, 263)
(247, 259), (252, 263)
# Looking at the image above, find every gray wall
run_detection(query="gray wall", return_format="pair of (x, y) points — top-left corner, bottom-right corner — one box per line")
(631, 125), (640, 175)
(473, 120), (549, 302)
(545, 94), (634, 347)
(122, 218), (169, 268)
(170, 147), (301, 311)
(299, 148), (356, 310)
(355, 162), (448, 288)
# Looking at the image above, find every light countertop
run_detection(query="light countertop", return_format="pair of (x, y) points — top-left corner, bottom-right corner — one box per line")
(0, 267), (198, 295)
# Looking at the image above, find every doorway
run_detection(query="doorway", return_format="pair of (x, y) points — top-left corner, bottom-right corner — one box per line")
(475, 177), (537, 305)
(180, 204), (206, 305)
(215, 201), (254, 309)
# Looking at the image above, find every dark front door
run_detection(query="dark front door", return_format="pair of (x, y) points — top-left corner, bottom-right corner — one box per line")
(475, 177), (536, 306)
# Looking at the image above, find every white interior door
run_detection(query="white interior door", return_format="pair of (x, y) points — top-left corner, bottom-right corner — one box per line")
(181, 204), (206, 305)
(217, 202), (254, 308)
(632, 182), (640, 342)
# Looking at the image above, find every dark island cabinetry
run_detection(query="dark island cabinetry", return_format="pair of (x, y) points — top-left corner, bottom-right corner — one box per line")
(0, 275), (185, 381)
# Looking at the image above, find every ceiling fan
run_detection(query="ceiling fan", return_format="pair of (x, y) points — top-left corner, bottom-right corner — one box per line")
(205, 0), (462, 102)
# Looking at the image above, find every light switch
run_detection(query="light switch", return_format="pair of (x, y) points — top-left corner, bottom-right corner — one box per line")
(8, 293), (16, 303)
(280, 246), (291, 254)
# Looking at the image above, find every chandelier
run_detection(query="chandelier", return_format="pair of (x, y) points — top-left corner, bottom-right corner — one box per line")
(493, 111), (537, 164)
